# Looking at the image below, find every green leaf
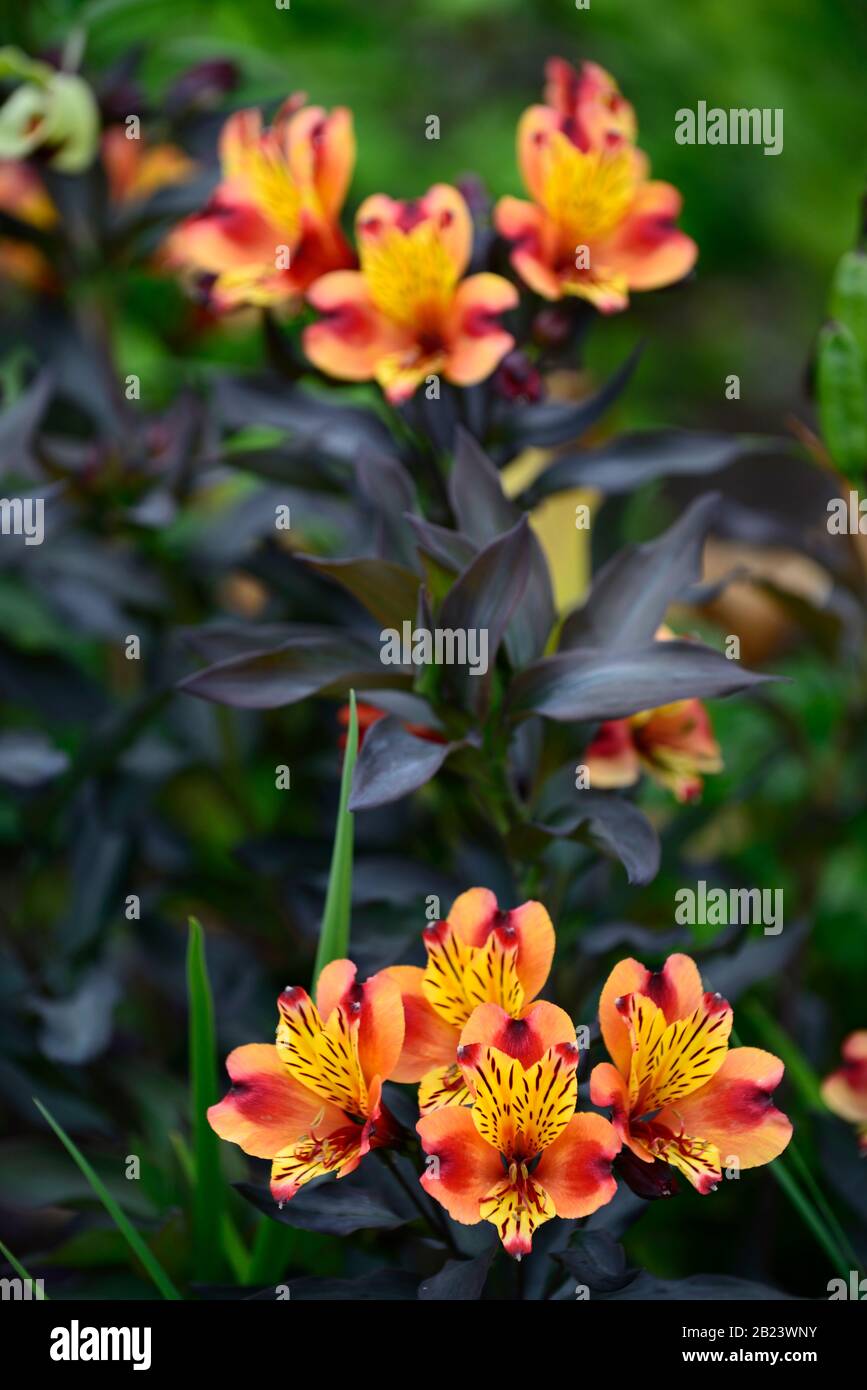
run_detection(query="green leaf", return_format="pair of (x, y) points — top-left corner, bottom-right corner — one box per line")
(186, 917), (224, 1282)
(32, 1097), (181, 1300)
(818, 320), (867, 479)
(312, 689), (358, 988)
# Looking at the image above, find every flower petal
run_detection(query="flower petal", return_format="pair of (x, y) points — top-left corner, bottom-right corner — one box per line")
(619, 987), (732, 1114)
(207, 1043), (342, 1159)
(418, 1062), (471, 1115)
(444, 273), (517, 387)
(356, 969), (405, 1086)
(536, 1111), (621, 1217)
(583, 719), (641, 789)
(447, 888), (555, 1003)
(304, 270), (411, 380)
(480, 1172), (555, 1258)
(658, 1046), (793, 1170)
(460, 1000), (576, 1065)
(386, 964), (458, 1082)
(598, 952), (704, 1078)
(417, 1104), (503, 1225)
(822, 1031), (867, 1125)
(602, 180), (697, 291)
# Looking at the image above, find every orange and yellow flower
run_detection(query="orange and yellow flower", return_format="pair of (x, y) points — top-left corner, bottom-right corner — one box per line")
(821, 1031), (867, 1155)
(303, 184), (518, 403)
(165, 96), (355, 312)
(0, 158), (58, 289)
(101, 126), (196, 205)
(387, 889), (555, 1113)
(418, 1002), (620, 1257)
(495, 57), (697, 312)
(584, 697), (722, 803)
(208, 959), (404, 1202)
(590, 953), (792, 1193)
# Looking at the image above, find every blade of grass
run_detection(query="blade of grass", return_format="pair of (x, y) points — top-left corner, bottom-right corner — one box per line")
(769, 1155), (851, 1282)
(786, 1137), (862, 1274)
(0, 1238), (48, 1299)
(730, 1024), (852, 1279)
(32, 1096), (180, 1299)
(739, 998), (824, 1109)
(169, 1130), (248, 1284)
(312, 688), (358, 989)
(245, 1218), (299, 1287)
(186, 916), (224, 1282)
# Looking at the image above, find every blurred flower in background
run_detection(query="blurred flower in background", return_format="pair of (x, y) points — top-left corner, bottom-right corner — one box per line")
(166, 95), (355, 310)
(495, 56), (696, 311)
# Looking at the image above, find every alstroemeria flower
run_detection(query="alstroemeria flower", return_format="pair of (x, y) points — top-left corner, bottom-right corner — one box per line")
(821, 1031), (867, 1155)
(208, 959), (404, 1202)
(303, 184), (518, 403)
(418, 1002), (620, 1257)
(102, 126), (197, 205)
(494, 58), (696, 312)
(584, 697), (722, 803)
(0, 158), (57, 289)
(387, 888), (555, 1114)
(590, 954), (792, 1193)
(165, 96), (355, 311)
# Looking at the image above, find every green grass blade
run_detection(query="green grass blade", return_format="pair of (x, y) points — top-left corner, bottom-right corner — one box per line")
(32, 1097), (181, 1300)
(0, 1237), (48, 1299)
(769, 1155), (851, 1282)
(186, 916), (224, 1282)
(312, 688), (358, 989)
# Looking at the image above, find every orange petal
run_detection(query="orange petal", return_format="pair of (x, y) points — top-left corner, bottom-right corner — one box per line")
(536, 1111), (621, 1217)
(822, 1031), (867, 1125)
(419, 183), (474, 277)
(356, 969), (405, 1086)
(165, 193), (279, 276)
(598, 953), (703, 1078)
(460, 1000), (576, 1065)
(583, 719), (641, 790)
(417, 1104), (503, 1225)
(385, 964), (458, 1083)
(207, 1043), (343, 1159)
(445, 273), (517, 387)
(658, 1046), (793, 1170)
(418, 1062), (470, 1114)
(219, 108), (263, 179)
(601, 180), (697, 291)
(516, 104), (561, 202)
(315, 958), (358, 1021)
(270, 1120), (366, 1202)
(285, 103), (355, 220)
(447, 888), (555, 1003)
(303, 270), (411, 381)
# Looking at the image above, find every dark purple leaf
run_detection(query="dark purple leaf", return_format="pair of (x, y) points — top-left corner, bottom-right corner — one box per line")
(559, 493), (720, 651)
(523, 431), (782, 501)
(301, 556), (421, 629)
(508, 640), (779, 723)
(495, 342), (643, 451)
(350, 716), (459, 811)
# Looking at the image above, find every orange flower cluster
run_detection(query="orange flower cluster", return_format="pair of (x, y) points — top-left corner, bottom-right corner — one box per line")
(209, 891), (792, 1258)
(162, 57), (696, 400)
